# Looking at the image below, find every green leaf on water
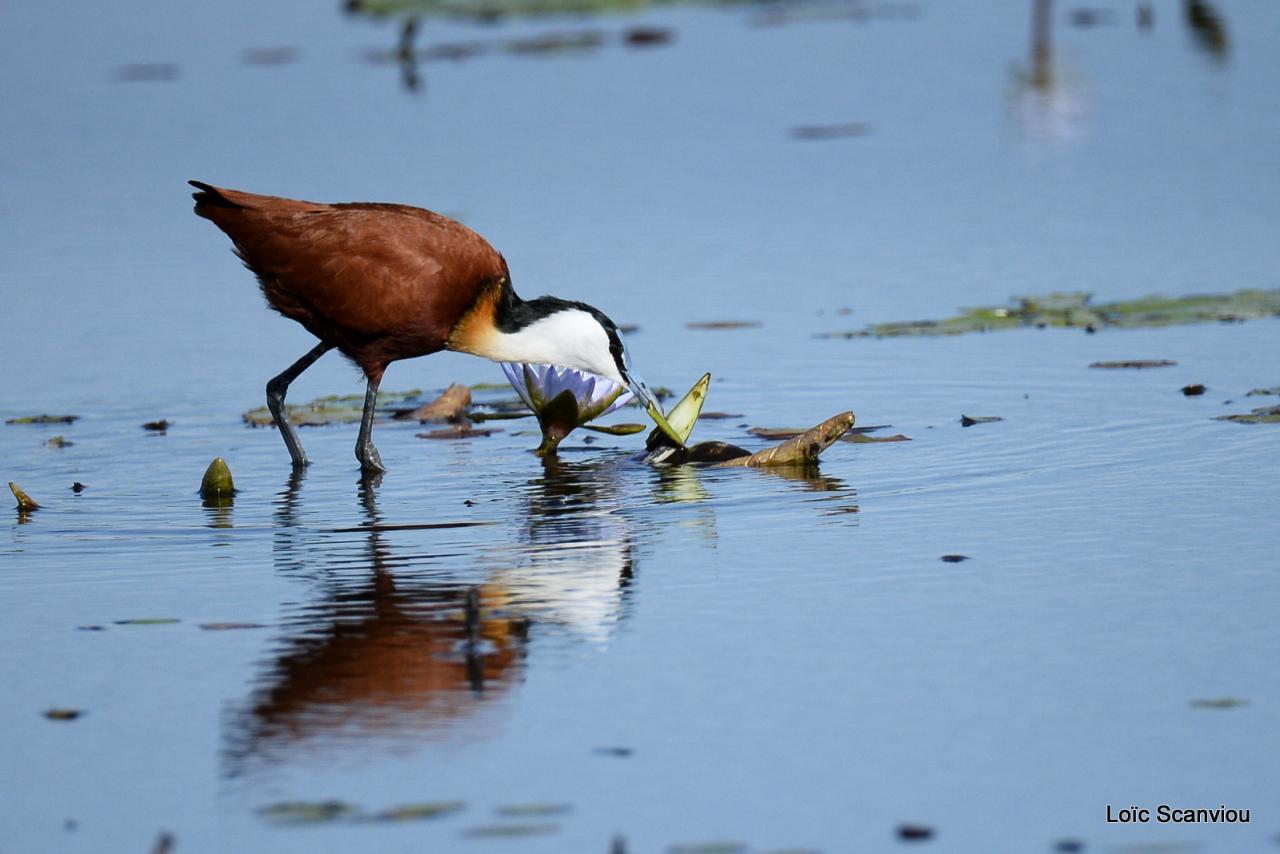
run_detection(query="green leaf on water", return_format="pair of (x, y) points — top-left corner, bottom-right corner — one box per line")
(495, 803), (572, 817)
(463, 823), (559, 838)
(369, 801), (466, 822)
(583, 423), (647, 435)
(257, 801), (360, 824)
(818, 288), (1280, 338)
(6, 414), (79, 424)
(1214, 404), (1280, 424)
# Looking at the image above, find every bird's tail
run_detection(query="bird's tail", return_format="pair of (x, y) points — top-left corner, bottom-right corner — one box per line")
(189, 180), (244, 218)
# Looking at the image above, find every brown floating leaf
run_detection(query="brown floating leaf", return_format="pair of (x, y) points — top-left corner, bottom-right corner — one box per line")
(1181, 384), (1207, 396)
(624, 26), (673, 46)
(6, 414), (78, 424)
(685, 320), (762, 330)
(10, 482), (39, 511)
(114, 618), (180, 626)
(416, 425), (500, 439)
(697, 412), (743, 420)
(396, 383), (471, 423)
(960, 415), (1003, 427)
(142, 419), (170, 431)
(751, 424), (891, 439)
(583, 423), (647, 436)
(44, 708), (83, 721)
(1089, 359), (1177, 369)
(789, 121), (872, 140)
(717, 412), (854, 467)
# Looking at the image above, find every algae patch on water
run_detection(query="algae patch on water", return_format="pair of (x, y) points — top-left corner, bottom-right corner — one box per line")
(817, 288), (1280, 338)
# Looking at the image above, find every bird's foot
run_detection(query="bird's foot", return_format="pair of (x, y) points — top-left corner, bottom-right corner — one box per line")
(357, 444), (386, 474)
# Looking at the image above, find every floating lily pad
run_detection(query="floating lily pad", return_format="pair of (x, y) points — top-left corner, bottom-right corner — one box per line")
(416, 426), (501, 439)
(463, 823), (558, 838)
(1245, 386), (1280, 397)
(818, 289), (1280, 338)
(960, 415), (1003, 426)
(1089, 360), (1177, 369)
(1215, 404), (1280, 424)
(243, 388), (423, 427)
(495, 803), (572, 817)
(6, 414), (79, 424)
(258, 801), (360, 825)
(369, 801), (466, 822)
(1189, 697), (1249, 709)
(44, 708), (83, 721)
(113, 618), (180, 626)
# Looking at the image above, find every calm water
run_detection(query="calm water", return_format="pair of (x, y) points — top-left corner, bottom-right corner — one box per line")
(3, 0), (1279, 851)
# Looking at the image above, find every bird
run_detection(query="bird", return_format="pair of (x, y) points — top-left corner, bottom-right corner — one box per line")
(189, 181), (678, 472)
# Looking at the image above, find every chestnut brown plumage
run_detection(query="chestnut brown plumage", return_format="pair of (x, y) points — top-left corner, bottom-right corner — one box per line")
(190, 181), (676, 472)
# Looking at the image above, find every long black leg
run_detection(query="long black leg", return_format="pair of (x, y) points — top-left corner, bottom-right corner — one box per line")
(266, 342), (333, 467)
(355, 375), (386, 473)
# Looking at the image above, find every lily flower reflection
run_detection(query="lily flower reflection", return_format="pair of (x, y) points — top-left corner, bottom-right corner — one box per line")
(501, 363), (640, 456)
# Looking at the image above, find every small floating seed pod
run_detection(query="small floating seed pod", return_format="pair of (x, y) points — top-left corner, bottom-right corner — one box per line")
(10, 482), (40, 512)
(200, 457), (236, 506)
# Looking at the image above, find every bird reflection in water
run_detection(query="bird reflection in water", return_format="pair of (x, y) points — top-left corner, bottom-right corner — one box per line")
(224, 460), (641, 774)
(1009, 0), (1090, 143)
(223, 472), (529, 775)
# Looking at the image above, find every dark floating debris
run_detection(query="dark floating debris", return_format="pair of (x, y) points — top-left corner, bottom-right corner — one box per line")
(940, 554), (970, 563)
(1053, 839), (1085, 853)
(10, 482), (39, 512)
(685, 320), (762, 330)
(44, 709), (83, 721)
(667, 842), (747, 854)
(698, 411), (743, 420)
(624, 26), (673, 46)
(113, 63), (180, 82)
(199, 622), (267, 631)
(416, 425), (501, 439)
(46, 435), (73, 448)
(846, 432), (910, 443)
(1089, 360), (1177, 369)
(1181, 384), (1207, 396)
(77, 625), (104, 631)
(1069, 7), (1115, 27)
(594, 746), (633, 757)
(960, 415), (1003, 426)
(789, 121), (872, 141)
(1213, 404), (1280, 425)
(818, 289), (1280, 338)
(71, 482), (86, 493)
(200, 457), (236, 505)
(1189, 697), (1249, 709)
(142, 419), (170, 431)
(241, 46), (300, 65)
(151, 832), (175, 854)
(896, 823), (935, 841)
(7, 414), (78, 424)
(114, 618), (180, 626)
(1246, 386), (1280, 397)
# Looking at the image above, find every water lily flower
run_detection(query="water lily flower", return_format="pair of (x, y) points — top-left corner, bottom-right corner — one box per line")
(501, 363), (639, 456)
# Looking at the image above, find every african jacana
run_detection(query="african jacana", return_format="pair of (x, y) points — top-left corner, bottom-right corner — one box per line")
(190, 181), (678, 472)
